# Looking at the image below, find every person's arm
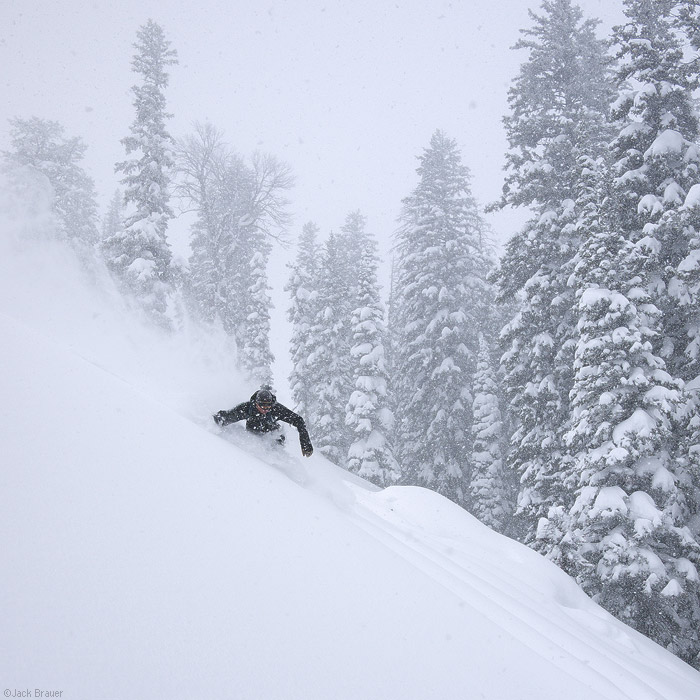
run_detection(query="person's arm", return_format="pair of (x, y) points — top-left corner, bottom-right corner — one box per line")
(213, 402), (250, 427)
(274, 404), (314, 456)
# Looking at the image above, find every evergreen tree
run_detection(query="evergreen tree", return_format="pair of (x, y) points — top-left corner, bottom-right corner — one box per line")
(608, 0), (700, 379)
(336, 212), (372, 402)
(286, 222), (323, 429)
(338, 210), (366, 297)
(311, 231), (354, 463)
(673, 181), (700, 565)
(494, 0), (614, 545)
(300, 212), (378, 465)
(385, 256), (400, 377)
(104, 19), (178, 326)
(392, 130), (493, 506)
(3, 116), (99, 254)
(563, 195), (700, 666)
(101, 190), (124, 244)
(555, 0), (700, 667)
(671, 0), (700, 470)
(237, 245), (275, 385)
(345, 219), (398, 486)
(609, 5), (700, 593)
(469, 334), (510, 532)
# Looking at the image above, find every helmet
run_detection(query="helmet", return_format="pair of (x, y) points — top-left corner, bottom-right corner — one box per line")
(255, 389), (275, 408)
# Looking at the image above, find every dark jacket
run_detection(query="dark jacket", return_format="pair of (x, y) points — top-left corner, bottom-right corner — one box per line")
(214, 392), (313, 456)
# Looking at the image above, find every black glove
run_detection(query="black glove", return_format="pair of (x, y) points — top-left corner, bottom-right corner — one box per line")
(213, 411), (226, 426)
(302, 444), (313, 457)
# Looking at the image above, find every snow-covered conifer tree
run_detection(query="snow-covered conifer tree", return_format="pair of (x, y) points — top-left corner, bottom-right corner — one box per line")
(610, 6), (700, 589)
(608, 0), (700, 377)
(286, 222), (323, 428)
(104, 20), (178, 326)
(345, 220), (398, 486)
(672, 4), (700, 523)
(302, 211), (380, 465)
(237, 245), (274, 385)
(494, 0), (614, 545)
(469, 335), (509, 532)
(554, 0), (700, 666)
(101, 190), (124, 245)
(337, 210), (366, 299)
(392, 130), (493, 505)
(3, 117), (99, 255)
(385, 257), (400, 376)
(565, 200), (700, 665)
(311, 231), (354, 464)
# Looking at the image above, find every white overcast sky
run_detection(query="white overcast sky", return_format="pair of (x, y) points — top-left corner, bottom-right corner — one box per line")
(1, 0), (626, 258)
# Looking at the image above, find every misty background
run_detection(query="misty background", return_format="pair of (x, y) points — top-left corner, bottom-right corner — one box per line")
(1, 0), (624, 255)
(1, 0), (627, 383)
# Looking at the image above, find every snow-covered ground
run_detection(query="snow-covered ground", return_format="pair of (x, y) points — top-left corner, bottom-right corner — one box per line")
(2, 208), (700, 699)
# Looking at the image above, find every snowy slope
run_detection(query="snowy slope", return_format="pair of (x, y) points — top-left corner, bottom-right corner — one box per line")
(2, 226), (700, 699)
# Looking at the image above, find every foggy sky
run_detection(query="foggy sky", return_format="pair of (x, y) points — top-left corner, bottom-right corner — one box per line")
(2, 0), (626, 256)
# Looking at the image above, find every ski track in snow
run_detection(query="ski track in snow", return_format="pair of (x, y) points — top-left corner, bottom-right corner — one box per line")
(345, 489), (671, 700)
(207, 421), (695, 700)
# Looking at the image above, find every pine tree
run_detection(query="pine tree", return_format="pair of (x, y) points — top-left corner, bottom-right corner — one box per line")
(556, 0), (700, 667)
(286, 222), (323, 429)
(392, 130), (493, 505)
(563, 197), (700, 665)
(101, 190), (124, 243)
(385, 256), (400, 377)
(494, 0), (614, 545)
(237, 244), (275, 385)
(469, 335), (510, 531)
(104, 19), (178, 326)
(610, 6), (700, 600)
(311, 231), (354, 464)
(609, 0), (700, 379)
(338, 210), (366, 297)
(345, 219), (398, 486)
(3, 117), (99, 255)
(671, 0), (700, 486)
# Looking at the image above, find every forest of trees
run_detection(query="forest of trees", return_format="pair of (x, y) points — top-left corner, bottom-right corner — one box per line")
(3, 0), (700, 671)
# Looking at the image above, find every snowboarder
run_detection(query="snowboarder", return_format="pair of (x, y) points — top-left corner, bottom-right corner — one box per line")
(213, 387), (314, 457)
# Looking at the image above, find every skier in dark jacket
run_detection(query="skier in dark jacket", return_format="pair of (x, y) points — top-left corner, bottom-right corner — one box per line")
(213, 387), (314, 457)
